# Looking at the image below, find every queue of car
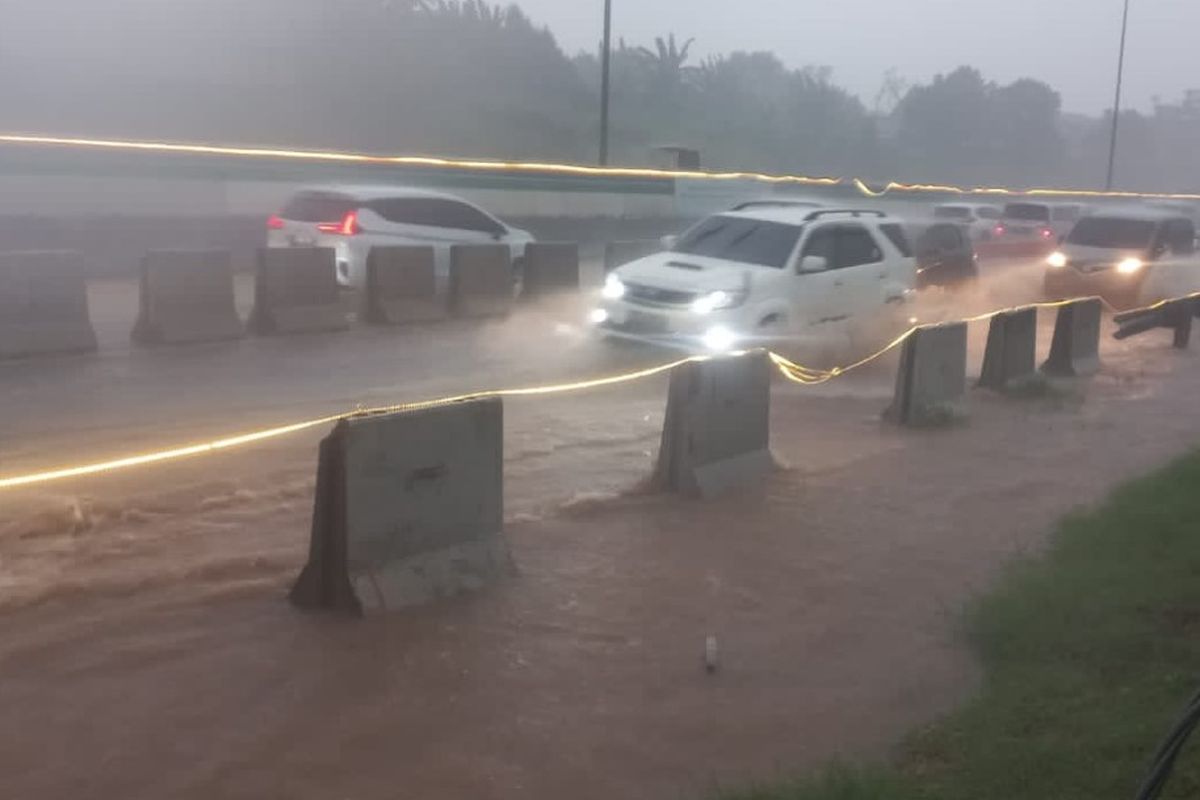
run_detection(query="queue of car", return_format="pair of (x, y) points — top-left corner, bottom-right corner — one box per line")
(262, 185), (1200, 355)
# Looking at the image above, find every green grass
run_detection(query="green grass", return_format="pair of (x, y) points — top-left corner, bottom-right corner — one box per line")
(716, 449), (1200, 800)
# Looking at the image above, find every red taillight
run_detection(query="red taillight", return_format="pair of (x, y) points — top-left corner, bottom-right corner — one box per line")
(267, 214), (285, 230)
(1039, 227), (1054, 239)
(993, 224), (1006, 236)
(317, 211), (360, 236)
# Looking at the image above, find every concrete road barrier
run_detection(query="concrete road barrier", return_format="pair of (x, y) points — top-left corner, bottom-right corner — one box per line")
(0, 250), (97, 359)
(977, 307), (1037, 391)
(653, 350), (774, 497)
(603, 240), (660, 273)
(131, 250), (243, 345)
(1113, 297), (1199, 349)
(363, 245), (447, 325)
(290, 397), (510, 615)
(885, 322), (968, 426)
(249, 247), (348, 335)
(521, 242), (580, 300)
(1041, 297), (1102, 377)
(450, 244), (513, 318)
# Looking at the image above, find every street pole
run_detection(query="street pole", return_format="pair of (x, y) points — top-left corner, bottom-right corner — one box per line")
(599, 0), (612, 166)
(1105, 0), (1131, 191)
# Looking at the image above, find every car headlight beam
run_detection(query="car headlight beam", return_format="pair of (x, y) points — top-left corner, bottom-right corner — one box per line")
(691, 289), (745, 314)
(602, 274), (626, 300)
(1046, 251), (1067, 268)
(1117, 257), (1144, 275)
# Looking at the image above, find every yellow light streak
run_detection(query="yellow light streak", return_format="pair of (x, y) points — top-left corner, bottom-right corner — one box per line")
(0, 356), (700, 490)
(2, 290), (1195, 492)
(4, 133), (1200, 199)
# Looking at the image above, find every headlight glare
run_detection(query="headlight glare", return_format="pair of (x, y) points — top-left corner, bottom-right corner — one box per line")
(691, 289), (745, 314)
(602, 274), (626, 300)
(1116, 257), (1144, 275)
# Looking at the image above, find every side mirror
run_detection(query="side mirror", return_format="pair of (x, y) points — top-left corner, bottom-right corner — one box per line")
(798, 255), (828, 274)
(660, 234), (678, 250)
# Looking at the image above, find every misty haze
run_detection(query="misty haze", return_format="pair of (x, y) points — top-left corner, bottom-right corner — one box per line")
(3, 2), (1200, 800)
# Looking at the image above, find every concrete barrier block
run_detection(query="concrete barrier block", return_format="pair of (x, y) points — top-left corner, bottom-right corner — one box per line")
(1041, 297), (1102, 377)
(977, 307), (1037, 391)
(0, 250), (97, 359)
(603, 240), (660, 273)
(653, 350), (774, 497)
(521, 242), (580, 300)
(885, 322), (968, 426)
(249, 247), (348, 335)
(450, 244), (513, 318)
(131, 249), (243, 345)
(363, 246), (447, 325)
(290, 398), (510, 615)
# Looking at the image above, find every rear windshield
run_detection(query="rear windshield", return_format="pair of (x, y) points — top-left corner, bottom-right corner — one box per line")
(879, 222), (913, 257)
(1066, 217), (1156, 249)
(673, 215), (804, 268)
(1003, 203), (1051, 222)
(281, 193), (358, 222)
(933, 206), (971, 220)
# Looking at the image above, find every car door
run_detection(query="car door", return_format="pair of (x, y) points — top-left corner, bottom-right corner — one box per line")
(788, 225), (850, 328)
(367, 198), (503, 286)
(1155, 218), (1199, 297)
(828, 223), (889, 319)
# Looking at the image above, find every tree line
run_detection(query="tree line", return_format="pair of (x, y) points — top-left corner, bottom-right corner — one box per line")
(3, 0), (1197, 192)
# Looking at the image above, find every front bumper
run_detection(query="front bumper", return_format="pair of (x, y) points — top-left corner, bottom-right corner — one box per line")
(592, 301), (755, 352)
(1043, 267), (1142, 309)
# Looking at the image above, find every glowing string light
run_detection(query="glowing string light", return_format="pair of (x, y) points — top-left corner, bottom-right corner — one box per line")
(3, 291), (1198, 491)
(3, 133), (1200, 199)
(0, 356), (700, 490)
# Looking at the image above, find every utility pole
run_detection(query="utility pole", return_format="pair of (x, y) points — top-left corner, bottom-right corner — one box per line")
(599, 0), (612, 165)
(1106, 0), (1131, 191)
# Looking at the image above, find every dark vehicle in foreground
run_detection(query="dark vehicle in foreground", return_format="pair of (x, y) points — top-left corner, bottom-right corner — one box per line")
(910, 221), (979, 289)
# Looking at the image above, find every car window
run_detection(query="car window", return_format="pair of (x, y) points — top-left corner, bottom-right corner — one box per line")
(370, 198), (504, 234)
(799, 226), (836, 266)
(1067, 217), (1155, 249)
(934, 206), (971, 220)
(282, 193), (358, 222)
(976, 207), (1001, 220)
(833, 225), (883, 269)
(1003, 203), (1051, 222)
(674, 215), (804, 268)
(1164, 219), (1196, 255)
(928, 224), (963, 250)
(879, 223), (913, 257)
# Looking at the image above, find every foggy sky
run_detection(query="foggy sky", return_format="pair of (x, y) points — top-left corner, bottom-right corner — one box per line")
(517, 0), (1199, 114)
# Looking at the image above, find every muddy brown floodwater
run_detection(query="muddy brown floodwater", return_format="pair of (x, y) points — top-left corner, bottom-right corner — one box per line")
(3, 262), (1200, 799)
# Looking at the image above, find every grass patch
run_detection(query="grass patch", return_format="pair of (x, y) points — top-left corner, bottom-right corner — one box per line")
(716, 449), (1200, 800)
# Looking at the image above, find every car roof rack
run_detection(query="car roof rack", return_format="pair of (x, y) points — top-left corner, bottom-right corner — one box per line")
(803, 208), (888, 221)
(732, 199), (822, 210)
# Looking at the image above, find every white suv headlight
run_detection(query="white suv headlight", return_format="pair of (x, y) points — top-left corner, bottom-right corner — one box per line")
(691, 289), (746, 314)
(602, 274), (626, 300)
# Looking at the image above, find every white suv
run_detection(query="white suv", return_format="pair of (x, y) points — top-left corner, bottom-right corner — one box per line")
(267, 186), (535, 289)
(593, 208), (916, 352)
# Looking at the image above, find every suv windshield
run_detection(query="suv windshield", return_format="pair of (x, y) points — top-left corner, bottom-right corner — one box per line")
(934, 206), (971, 220)
(673, 215), (804, 268)
(1066, 217), (1155, 249)
(1003, 203), (1051, 222)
